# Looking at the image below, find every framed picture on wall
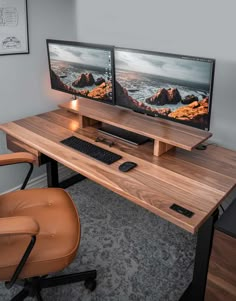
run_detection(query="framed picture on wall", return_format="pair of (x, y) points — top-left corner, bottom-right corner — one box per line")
(0, 0), (29, 55)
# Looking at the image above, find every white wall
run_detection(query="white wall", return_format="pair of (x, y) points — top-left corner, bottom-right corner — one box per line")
(75, 0), (236, 150)
(0, 0), (77, 193)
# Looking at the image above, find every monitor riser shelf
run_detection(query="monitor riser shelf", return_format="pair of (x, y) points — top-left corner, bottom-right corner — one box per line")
(59, 98), (212, 157)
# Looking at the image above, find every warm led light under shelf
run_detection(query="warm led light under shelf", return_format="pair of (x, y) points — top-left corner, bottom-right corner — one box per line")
(71, 99), (78, 109)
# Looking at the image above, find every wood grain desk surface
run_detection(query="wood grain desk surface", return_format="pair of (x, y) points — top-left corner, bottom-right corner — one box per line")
(1, 109), (236, 234)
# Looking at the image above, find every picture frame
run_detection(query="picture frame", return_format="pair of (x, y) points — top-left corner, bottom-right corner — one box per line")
(0, 0), (29, 55)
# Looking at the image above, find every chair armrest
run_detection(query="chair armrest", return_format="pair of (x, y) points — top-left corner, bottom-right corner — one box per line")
(0, 216), (40, 236)
(0, 152), (36, 166)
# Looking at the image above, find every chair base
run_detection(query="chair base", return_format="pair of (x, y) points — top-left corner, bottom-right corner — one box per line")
(9, 270), (97, 301)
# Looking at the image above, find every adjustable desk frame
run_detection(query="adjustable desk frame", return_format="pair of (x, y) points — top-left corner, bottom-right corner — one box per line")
(1, 106), (236, 301)
(46, 158), (85, 189)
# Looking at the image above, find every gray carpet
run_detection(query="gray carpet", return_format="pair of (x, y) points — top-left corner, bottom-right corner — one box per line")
(0, 179), (196, 301)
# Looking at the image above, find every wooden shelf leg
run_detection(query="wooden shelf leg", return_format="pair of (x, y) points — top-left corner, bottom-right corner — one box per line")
(79, 115), (99, 129)
(154, 140), (175, 156)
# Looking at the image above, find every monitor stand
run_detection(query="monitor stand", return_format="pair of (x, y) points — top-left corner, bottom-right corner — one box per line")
(98, 124), (150, 145)
(71, 94), (78, 100)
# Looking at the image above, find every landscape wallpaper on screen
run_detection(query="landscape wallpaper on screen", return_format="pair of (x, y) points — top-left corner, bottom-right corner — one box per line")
(48, 43), (113, 103)
(115, 50), (213, 129)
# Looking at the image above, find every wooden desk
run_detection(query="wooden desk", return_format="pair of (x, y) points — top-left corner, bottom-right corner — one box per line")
(1, 108), (236, 300)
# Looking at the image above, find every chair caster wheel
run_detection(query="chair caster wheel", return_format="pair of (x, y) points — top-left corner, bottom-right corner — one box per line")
(84, 278), (96, 291)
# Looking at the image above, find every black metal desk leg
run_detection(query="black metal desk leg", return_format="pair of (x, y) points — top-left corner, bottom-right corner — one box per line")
(179, 209), (219, 301)
(46, 158), (86, 188)
(46, 159), (59, 187)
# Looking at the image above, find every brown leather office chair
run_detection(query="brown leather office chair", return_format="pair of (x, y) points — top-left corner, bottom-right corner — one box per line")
(0, 152), (96, 301)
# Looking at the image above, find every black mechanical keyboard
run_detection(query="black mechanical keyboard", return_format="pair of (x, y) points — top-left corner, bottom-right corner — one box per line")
(60, 136), (122, 165)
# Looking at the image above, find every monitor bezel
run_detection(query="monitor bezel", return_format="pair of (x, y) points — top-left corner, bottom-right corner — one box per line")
(46, 39), (116, 105)
(114, 46), (215, 131)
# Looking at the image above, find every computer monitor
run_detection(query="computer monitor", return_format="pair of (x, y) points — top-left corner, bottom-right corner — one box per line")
(46, 39), (115, 104)
(115, 47), (215, 130)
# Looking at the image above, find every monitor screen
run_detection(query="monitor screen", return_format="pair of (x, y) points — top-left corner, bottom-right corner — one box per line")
(115, 47), (215, 130)
(47, 39), (115, 104)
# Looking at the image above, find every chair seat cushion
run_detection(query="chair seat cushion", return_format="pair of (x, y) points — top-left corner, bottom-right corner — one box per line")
(0, 188), (80, 281)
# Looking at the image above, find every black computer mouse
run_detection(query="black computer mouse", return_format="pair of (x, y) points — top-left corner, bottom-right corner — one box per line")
(119, 161), (137, 172)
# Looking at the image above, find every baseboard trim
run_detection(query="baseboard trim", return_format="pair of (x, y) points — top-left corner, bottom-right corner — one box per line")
(3, 166), (76, 194)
